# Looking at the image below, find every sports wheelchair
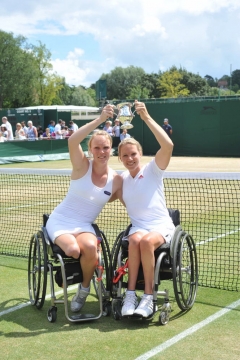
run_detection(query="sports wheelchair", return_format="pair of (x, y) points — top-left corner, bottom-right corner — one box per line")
(110, 209), (198, 325)
(28, 214), (111, 323)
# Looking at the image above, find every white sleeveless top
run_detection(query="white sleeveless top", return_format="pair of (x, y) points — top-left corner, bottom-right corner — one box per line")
(46, 160), (114, 241)
(122, 159), (173, 229)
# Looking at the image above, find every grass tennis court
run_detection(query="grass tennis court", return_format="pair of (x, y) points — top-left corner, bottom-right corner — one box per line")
(0, 157), (240, 359)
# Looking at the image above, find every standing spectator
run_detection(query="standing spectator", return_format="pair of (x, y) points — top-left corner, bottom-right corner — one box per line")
(48, 121), (55, 134)
(1, 116), (13, 140)
(54, 120), (63, 139)
(15, 123), (26, 140)
(120, 128), (131, 141)
(26, 121), (38, 140)
(103, 120), (113, 136)
(21, 121), (28, 136)
(69, 120), (78, 132)
(112, 119), (121, 137)
(162, 118), (173, 138)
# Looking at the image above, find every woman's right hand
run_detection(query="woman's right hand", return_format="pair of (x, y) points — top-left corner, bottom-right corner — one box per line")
(99, 105), (115, 124)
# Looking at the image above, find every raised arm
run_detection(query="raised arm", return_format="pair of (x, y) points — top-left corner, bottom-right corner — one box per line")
(134, 100), (173, 170)
(68, 105), (114, 176)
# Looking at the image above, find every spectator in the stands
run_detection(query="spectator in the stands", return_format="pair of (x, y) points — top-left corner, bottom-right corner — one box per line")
(62, 126), (69, 138)
(69, 120), (78, 132)
(103, 120), (113, 136)
(54, 119), (63, 139)
(21, 121), (28, 136)
(37, 126), (44, 138)
(0, 131), (6, 142)
(65, 127), (74, 138)
(48, 120), (55, 134)
(1, 116), (13, 140)
(1, 125), (9, 140)
(26, 121), (38, 140)
(15, 123), (26, 140)
(42, 127), (51, 139)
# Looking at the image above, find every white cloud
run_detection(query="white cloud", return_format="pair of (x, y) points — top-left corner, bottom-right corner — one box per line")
(0, 0), (240, 86)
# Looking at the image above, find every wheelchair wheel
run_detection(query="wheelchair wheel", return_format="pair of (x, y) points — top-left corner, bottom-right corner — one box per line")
(110, 230), (125, 298)
(47, 306), (57, 323)
(172, 231), (198, 311)
(92, 231), (111, 299)
(28, 231), (48, 309)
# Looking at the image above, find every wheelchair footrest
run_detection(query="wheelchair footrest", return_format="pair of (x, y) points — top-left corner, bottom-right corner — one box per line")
(70, 314), (97, 320)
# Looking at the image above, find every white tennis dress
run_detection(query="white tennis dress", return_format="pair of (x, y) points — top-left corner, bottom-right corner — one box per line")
(46, 160), (114, 242)
(122, 159), (175, 243)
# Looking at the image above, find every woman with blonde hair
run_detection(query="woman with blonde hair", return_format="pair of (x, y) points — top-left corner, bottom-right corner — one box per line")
(26, 121), (38, 140)
(119, 100), (175, 318)
(15, 123), (26, 140)
(46, 104), (122, 313)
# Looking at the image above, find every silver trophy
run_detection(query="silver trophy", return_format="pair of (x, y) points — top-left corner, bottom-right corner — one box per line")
(115, 102), (135, 129)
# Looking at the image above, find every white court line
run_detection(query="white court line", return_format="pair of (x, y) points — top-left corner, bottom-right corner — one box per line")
(196, 227), (240, 246)
(0, 285), (78, 317)
(135, 298), (240, 360)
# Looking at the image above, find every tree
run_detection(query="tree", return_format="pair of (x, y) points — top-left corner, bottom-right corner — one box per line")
(231, 69), (240, 88)
(158, 69), (190, 98)
(204, 75), (217, 87)
(0, 30), (37, 108)
(71, 86), (96, 106)
(100, 66), (146, 100)
(178, 68), (209, 96)
(31, 42), (63, 105)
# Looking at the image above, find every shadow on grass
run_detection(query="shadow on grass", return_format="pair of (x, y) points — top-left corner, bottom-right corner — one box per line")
(0, 294), (187, 338)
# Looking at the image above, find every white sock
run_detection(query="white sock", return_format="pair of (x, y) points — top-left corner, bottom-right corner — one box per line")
(80, 284), (90, 292)
(143, 294), (153, 299)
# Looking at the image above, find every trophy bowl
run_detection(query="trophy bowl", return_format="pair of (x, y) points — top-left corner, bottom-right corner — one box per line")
(116, 102), (135, 129)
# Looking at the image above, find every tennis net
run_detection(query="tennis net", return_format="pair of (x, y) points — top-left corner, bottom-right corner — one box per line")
(0, 168), (239, 291)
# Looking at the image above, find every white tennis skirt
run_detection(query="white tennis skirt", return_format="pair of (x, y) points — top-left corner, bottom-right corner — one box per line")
(46, 212), (96, 243)
(126, 222), (175, 244)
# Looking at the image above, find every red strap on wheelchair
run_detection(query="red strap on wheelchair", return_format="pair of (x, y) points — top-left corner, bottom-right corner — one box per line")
(112, 260), (128, 284)
(96, 265), (104, 282)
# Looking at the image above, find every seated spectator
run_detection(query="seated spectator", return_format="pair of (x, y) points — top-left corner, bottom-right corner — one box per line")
(0, 125), (8, 139)
(42, 128), (51, 139)
(62, 126), (69, 139)
(103, 120), (113, 136)
(15, 123), (26, 140)
(120, 128), (131, 141)
(48, 120), (55, 133)
(2, 116), (13, 140)
(26, 121), (38, 140)
(65, 127), (74, 138)
(0, 131), (6, 142)
(37, 126), (44, 138)
(21, 121), (28, 136)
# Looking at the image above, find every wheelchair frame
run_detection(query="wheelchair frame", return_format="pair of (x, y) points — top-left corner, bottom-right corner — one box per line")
(110, 209), (198, 325)
(28, 214), (111, 323)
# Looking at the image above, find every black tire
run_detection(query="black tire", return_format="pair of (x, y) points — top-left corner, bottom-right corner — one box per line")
(28, 231), (48, 310)
(92, 231), (111, 299)
(172, 231), (198, 311)
(110, 231), (125, 298)
(112, 299), (122, 320)
(47, 307), (57, 323)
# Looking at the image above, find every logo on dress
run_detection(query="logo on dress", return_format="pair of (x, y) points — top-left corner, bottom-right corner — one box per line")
(104, 191), (111, 196)
(138, 175), (144, 179)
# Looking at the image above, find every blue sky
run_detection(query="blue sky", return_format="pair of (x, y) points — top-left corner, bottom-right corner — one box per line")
(1, 0), (239, 87)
